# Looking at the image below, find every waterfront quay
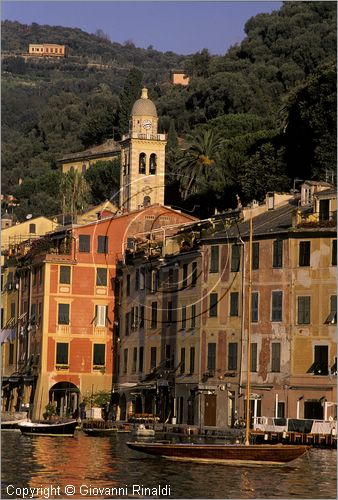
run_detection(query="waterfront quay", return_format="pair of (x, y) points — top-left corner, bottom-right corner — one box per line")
(1, 430), (337, 499)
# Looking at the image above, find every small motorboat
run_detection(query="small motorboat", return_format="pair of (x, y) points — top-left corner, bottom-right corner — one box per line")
(132, 424), (156, 437)
(18, 419), (77, 436)
(1, 412), (29, 430)
(83, 426), (119, 437)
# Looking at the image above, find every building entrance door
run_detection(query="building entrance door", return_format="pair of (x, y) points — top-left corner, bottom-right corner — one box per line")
(204, 394), (216, 426)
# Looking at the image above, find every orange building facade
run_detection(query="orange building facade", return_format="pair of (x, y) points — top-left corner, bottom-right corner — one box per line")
(3, 205), (195, 419)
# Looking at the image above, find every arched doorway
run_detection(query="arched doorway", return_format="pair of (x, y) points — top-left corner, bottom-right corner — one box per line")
(49, 382), (80, 418)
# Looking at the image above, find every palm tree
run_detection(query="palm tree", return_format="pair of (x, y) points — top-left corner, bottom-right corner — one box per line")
(174, 128), (222, 200)
(60, 170), (90, 223)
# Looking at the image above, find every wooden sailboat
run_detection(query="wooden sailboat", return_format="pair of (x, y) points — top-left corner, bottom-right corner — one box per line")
(127, 218), (309, 465)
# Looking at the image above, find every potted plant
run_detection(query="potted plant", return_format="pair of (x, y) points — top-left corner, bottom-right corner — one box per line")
(43, 402), (57, 420)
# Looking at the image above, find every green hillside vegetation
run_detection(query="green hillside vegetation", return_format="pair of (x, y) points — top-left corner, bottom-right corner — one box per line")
(1, 2), (336, 221)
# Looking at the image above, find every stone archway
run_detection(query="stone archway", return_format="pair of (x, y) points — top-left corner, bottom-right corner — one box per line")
(49, 382), (80, 418)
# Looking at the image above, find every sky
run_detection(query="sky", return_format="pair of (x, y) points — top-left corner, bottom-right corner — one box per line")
(2, 1), (282, 55)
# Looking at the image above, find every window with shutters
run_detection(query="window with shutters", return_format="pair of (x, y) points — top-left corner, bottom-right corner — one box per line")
(250, 343), (257, 372)
(180, 348), (185, 374)
(273, 240), (283, 268)
(96, 268), (107, 286)
(125, 312), (130, 336)
(251, 292), (259, 323)
(252, 242), (260, 270)
(60, 266), (71, 284)
(190, 347), (195, 374)
(271, 291), (283, 322)
(271, 343), (281, 372)
(325, 295), (337, 325)
(135, 269), (140, 290)
(230, 292), (239, 316)
(191, 304), (196, 328)
(207, 342), (216, 372)
(181, 306), (187, 329)
(332, 240), (337, 266)
(209, 293), (218, 317)
(228, 342), (237, 370)
(58, 304), (70, 325)
(139, 346), (144, 373)
(140, 306), (145, 328)
(79, 235), (90, 252)
(182, 264), (188, 288)
(151, 302), (157, 328)
(191, 261), (198, 286)
(132, 347), (137, 373)
(123, 349), (128, 374)
(231, 244), (240, 272)
(299, 241), (311, 267)
(95, 305), (107, 327)
(150, 347), (157, 370)
(210, 246), (219, 273)
(56, 343), (69, 366)
(307, 345), (329, 375)
(297, 296), (311, 324)
(93, 344), (105, 367)
(126, 274), (130, 296)
(97, 235), (108, 254)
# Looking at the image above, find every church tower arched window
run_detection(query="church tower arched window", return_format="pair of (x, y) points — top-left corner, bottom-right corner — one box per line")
(139, 153), (146, 174)
(149, 153), (157, 175)
(123, 153), (128, 176)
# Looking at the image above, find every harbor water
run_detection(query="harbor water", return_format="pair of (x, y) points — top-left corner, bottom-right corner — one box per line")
(1, 431), (336, 499)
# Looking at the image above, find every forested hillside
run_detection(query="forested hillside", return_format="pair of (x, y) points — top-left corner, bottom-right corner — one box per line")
(1, 2), (336, 220)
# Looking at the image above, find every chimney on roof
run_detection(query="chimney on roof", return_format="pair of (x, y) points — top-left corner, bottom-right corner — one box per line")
(266, 192), (275, 210)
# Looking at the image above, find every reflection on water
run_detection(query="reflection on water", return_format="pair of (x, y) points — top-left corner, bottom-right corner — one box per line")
(1, 431), (337, 499)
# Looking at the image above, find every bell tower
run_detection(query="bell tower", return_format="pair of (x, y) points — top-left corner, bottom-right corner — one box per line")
(120, 88), (167, 212)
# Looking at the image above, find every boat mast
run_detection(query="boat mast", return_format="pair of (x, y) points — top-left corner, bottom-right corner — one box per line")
(245, 216), (253, 446)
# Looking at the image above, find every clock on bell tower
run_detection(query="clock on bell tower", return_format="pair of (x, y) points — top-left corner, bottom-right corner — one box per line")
(120, 88), (167, 212)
